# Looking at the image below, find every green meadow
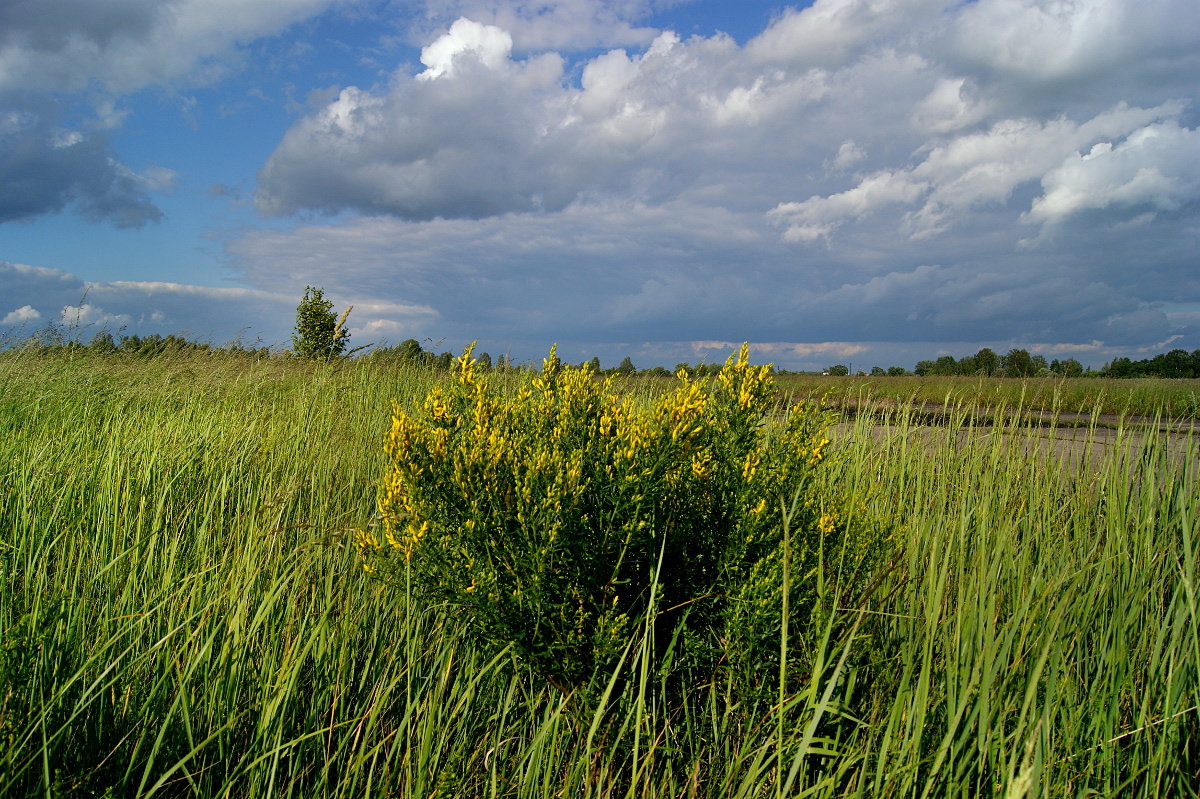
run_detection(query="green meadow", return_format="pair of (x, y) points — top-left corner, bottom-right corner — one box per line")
(775, 374), (1200, 421)
(2, 349), (1198, 797)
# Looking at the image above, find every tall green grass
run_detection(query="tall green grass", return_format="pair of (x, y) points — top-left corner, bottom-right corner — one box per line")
(2, 351), (1196, 796)
(817, 402), (1200, 796)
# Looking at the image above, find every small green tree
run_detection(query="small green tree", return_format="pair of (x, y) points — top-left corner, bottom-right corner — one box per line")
(932, 355), (958, 376)
(292, 286), (350, 359)
(1002, 348), (1033, 377)
(89, 331), (118, 354)
(1060, 357), (1084, 377)
(974, 347), (1000, 376)
(397, 338), (428, 364)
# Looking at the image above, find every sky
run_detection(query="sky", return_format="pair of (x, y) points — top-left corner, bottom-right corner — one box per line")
(2, 0), (1198, 371)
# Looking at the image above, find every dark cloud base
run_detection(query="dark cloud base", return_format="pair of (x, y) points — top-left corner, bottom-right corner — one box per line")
(1, 99), (163, 228)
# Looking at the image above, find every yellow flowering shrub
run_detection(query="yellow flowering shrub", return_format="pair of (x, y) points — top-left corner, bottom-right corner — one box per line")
(362, 344), (839, 689)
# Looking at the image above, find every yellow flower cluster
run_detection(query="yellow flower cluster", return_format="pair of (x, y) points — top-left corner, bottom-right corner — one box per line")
(359, 342), (841, 687)
(717, 343), (774, 412)
(664, 379), (707, 441)
(423, 387), (450, 421)
(353, 528), (383, 572)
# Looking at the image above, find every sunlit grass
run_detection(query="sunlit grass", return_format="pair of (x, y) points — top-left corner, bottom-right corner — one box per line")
(815, 399), (1200, 796)
(2, 350), (1196, 796)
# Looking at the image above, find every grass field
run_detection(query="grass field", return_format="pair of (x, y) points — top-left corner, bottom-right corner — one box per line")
(2, 349), (1198, 797)
(774, 373), (1200, 421)
(613, 372), (1200, 424)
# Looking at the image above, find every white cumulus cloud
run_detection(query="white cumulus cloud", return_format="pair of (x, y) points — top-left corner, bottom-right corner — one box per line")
(256, 17), (888, 220)
(746, 0), (947, 69)
(241, 1), (1200, 362)
(1026, 120), (1200, 226)
(772, 101), (1191, 242)
(2, 305), (42, 325)
(10, 1), (1198, 367)
(419, 18), (514, 79)
(58, 303), (132, 330)
(770, 172), (928, 242)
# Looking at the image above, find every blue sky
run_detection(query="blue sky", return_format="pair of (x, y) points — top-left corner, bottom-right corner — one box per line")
(2, 0), (1198, 370)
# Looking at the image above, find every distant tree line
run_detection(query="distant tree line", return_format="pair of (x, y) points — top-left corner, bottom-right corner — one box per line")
(367, 339), (508, 371)
(819, 347), (1200, 379)
(364, 343), (1198, 381)
(368, 341), (690, 377)
(820, 365), (908, 377)
(911, 347), (1085, 378)
(9, 313), (1197, 381)
(1100, 349), (1200, 378)
(12, 329), (274, 359)
(906, 346), (1200, 379)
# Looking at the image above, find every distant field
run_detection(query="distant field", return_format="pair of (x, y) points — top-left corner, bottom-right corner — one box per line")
(2, 350), (1197, 797)
(775, 374), (1200, 420)
(606, 372), (1200, 421)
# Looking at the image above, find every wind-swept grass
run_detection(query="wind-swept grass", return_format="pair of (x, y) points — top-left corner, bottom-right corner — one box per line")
(1, 351), (1196, 796)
